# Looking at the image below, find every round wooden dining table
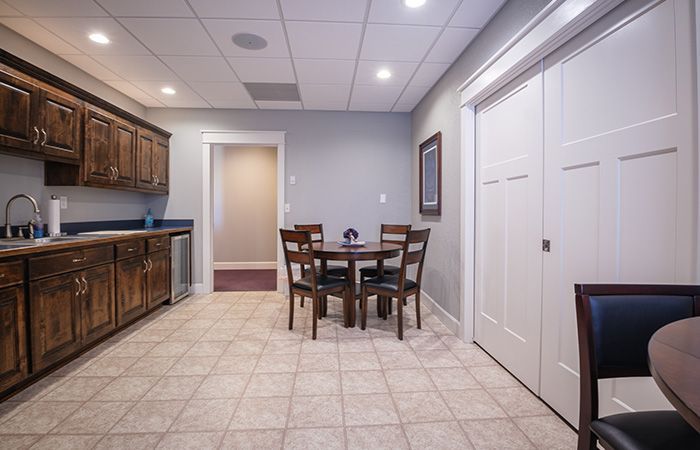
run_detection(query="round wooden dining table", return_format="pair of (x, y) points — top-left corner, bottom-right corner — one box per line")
(312, 241), (402, 327)
(648, 316), (700, 432)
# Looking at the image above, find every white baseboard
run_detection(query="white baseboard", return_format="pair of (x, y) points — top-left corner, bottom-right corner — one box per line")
(420, 289), (460, 335)
(214, 261), (277, 270)
(191, 283), (207, 294)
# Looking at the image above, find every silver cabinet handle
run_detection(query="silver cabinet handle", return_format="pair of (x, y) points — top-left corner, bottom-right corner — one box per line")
(152, 175), (156, 186)
(81, 277), (88, 295)
(72, 257), (87, 263)
(127, 247), (135, 252)
(147, 259), (153, 271)
(0, 273), (5, 279)
(114, 167), (119, 179)
(75, 278), (81, 295)
(143, 260), (148, 273)
(32, 126), (40, 144)
(155, 176), (159, 185)
(40, 128), (47, 146)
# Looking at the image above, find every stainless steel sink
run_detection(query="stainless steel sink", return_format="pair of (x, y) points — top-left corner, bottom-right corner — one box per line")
(0, 235), (96, 248)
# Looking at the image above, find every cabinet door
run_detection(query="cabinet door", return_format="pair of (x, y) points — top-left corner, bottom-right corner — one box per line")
(116, 256), (146, 325)
(84, 109), (114, 186)
(30, 272), (82, 371)
(147, 249), (170, 309)
(0, 286), (27, 392)
(80, 264), (115, 345)
(136, 129), (155, 190)
(0, 70), (40, 154)
(153, 136), (169, 192)
(113, 119), (136, 186)
(40, 89), (82, 162)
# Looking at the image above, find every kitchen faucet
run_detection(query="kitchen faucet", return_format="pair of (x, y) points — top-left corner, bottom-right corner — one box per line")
(4, 194), (40, 239)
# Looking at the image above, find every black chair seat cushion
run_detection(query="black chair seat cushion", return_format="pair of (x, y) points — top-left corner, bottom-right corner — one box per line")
(293, 275), (347, 292)
(363, 275), (416, 292)
(359, 264), (400, 278)
(303, 265), (347, 277)
(591, 410), (700, 450)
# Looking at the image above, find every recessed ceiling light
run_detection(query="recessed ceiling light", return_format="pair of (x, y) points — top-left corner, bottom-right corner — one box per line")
(403, 0), (426, 8)
(88, 33), (110, 44)
(376, 69), (392, 80)
(161, 86), (176, 95)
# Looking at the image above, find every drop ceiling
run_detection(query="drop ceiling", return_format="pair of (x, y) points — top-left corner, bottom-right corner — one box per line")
(0, 0), (505, 112)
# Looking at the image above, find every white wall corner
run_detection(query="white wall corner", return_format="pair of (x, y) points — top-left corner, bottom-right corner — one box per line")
(190, 283), (207, 294)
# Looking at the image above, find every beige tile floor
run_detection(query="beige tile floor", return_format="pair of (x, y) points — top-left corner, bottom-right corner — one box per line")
(0, 291), (576, 449)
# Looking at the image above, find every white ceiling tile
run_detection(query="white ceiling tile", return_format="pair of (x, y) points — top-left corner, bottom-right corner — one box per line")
(425, 27), (478, 63)
(368, 0), (460, 26)
(203, 19), (289, 57)
(351, 84), (402, 104)
(189, 81), (252, 101)
(227, 58), (295, 83)
(96, 0), (194, 17)
(131, 80), (210, 107)
(60, 54), (121, 80)
(209, 99), (256, 108)
(35, 17), (150, 55)
(103, 79), (158, 101)
(93, 55), (177, 80)
(360, 24), (440, 62)
(392, 103), (415, 112)
(280, 0), (367, 22)
(120, 18), (219, 56)
(348, 102), (393, 112)
(450, 0), (505, 28)
(286, 21), (362, 59)
(397, 84), (430, 104)
(294, 59), (355, 85)
(256, 100), (302, 110)
(303, 101), (348, 111)
(137, 97), (167, 107)
(189, 0), (279, 19)
(161, 56), (237, 82)
(0, 18), (82, 55)
(299, 84), (351, 104)
(0, 1), (21, 16)
(4, 0), (108, 17)
(411, 62), (450, 86)
(355, 60), (417, 87)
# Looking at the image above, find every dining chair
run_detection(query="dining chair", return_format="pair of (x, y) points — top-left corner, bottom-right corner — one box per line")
(360, 228), (430, 340)
(280, 229), (351, 339)
(575, 283), (700, 450)
(359, 224), (411, 317)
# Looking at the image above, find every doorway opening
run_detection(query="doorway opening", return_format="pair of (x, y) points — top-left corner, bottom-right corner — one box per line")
(212, 145), (277, 291)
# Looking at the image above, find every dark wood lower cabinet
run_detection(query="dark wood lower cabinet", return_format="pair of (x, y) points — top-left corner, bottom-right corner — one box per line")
(116, 256), (147, 325)
(147, 249), (170, 309)
(81, 264), (115, 345)
(0, 286), (27, 392)
(30, 272), (82, 371)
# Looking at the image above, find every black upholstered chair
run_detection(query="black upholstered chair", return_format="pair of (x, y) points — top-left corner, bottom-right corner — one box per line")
(359, 224), (411, 317)
(361, 229), (430, 340)
(280, 229), (351, 339)
(575, 283), (700, 450)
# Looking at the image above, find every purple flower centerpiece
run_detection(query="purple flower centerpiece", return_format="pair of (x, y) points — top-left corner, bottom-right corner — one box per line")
(343, 228), (359, 244)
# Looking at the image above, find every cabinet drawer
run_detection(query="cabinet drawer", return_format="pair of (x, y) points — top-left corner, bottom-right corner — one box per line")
(116, 240), (145, 260)
(147, 236), (170, 253)
(29, 246), (113, 280)
(0, 260), (24, 288)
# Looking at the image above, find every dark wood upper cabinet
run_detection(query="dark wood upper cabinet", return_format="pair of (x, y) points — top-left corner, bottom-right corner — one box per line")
(116, 255), (147, 326)
(113, 119), (136, 186)
(81, 264), (116, 345)
(83, 109), (114, 186)
(153, 136), (169, 192)
(0, 70), (41, 155)
(39, 90), (81, 162)
(0, 286), (27, 393)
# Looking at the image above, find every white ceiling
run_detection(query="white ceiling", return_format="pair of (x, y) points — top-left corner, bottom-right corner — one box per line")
(0, 0), (505, 111)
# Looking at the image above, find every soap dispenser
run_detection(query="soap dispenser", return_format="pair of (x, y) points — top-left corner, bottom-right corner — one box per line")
(144, 208), (154, 229)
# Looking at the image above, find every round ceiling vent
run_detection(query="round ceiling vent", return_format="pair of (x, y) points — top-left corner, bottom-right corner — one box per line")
(232, 33), (268, 50)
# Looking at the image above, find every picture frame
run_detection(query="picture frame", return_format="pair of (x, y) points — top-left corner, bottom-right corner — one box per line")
(419, 131), (441, 216)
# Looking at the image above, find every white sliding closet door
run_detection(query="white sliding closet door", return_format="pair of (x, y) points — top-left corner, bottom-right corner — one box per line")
(474, 65), (544, 392)
(540, 0), (696, 426)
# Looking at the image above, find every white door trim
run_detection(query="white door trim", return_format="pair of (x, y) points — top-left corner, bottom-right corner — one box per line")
(458, 0), (623, 341)
(201, 130), (286, 294)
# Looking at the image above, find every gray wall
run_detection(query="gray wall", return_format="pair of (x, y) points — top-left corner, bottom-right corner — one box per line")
(213, 146), (277, 264)
(411, 0), (550, 319)
(145, 108), (412, 284)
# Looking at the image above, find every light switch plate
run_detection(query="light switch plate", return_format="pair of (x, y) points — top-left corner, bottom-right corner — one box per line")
(290, 176), (296, 185)
(284, 203), (290, 213)
(379, 194), (386, 204)
(60, 196), (68, 209)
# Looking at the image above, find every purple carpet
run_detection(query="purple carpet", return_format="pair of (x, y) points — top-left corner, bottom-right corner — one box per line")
(214, 270), (277, 292)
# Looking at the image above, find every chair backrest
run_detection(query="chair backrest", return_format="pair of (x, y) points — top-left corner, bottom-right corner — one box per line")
(380, 224), (411, 245)
(575, 283), (700, 440)
(397, 229), (430, 290)
(294, 224), (324, 243)
(280, 229), (317, 290)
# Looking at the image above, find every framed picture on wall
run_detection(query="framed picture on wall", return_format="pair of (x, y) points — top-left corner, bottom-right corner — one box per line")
(419, 131), (441, 216)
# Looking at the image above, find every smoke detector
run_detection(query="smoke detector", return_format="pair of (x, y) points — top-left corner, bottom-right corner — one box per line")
(232, 33), (268, 50)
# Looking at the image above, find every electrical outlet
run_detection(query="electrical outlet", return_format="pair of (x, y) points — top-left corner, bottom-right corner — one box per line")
(60, 196), (68, 209)
(379, 194), (387, 204)
(284, 203), (290, 213)
(290, 176), (296, 185)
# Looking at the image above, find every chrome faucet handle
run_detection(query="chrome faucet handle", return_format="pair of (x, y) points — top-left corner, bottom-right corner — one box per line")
(28, 220), (35, 239)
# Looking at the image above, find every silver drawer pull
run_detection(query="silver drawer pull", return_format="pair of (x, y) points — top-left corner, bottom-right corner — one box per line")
(0, 273), (5, 279)
(155, 243), (161, 247)
(72, 257), (87, 263)
(127, 248), (135, 252)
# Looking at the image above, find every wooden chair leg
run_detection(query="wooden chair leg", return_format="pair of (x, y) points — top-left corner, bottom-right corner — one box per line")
(311, 295), (318, 340)
(317, 296), (323, 320)
(300, 296), (305, 307)
(415, 291), (421, 329)
(577, 430), (597, 450)
(387, 296), (393, 315)
(361, 285), (368, 330)
(288, 293), (294, 330)
(322, 296), (328, 317)
(403, 298), (407, 306)
(397, 295), (404, 340)
(377, 296), (383, 318)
